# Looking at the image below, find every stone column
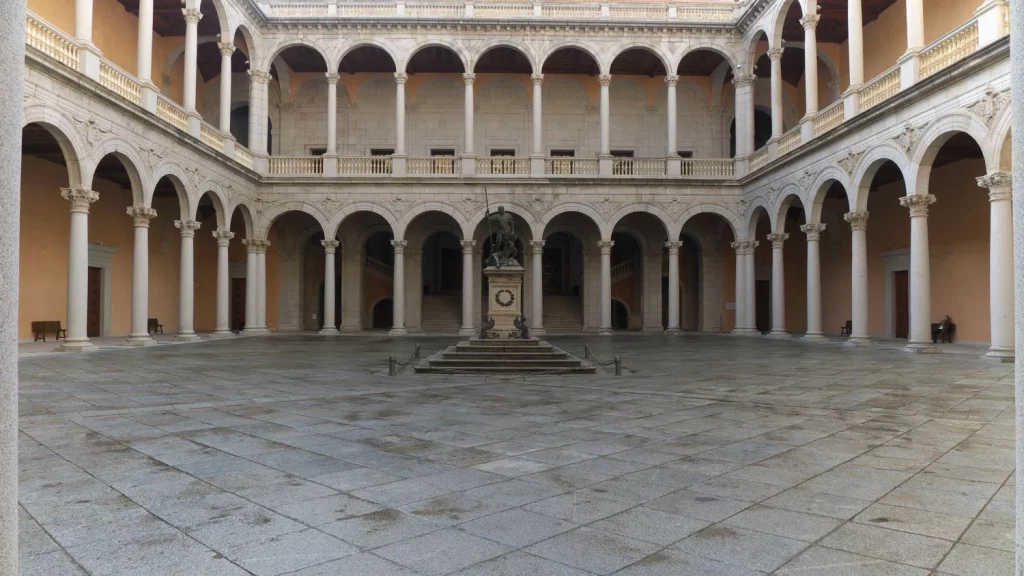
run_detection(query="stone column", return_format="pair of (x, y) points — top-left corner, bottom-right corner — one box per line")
(767, 233), (789, 337)
(801, 224), (827, 341)
(732, 74), (755, 156)
(325, 73), (339, 156)
(847, 0), (864, 90)
(844, 211), (871, 345)
(665, 75), (678, 156)
(211, 230), (234, 337)
(801, 14), (820, 117)
(598, 240), (614, 335)
(0, 4), (21, 570)
(531, 74), (544, 157)
(218, 43), (234, 134)
(529, 240), (545, 336)
(978, 173), (1014, 361)
(390, 239), (407, 335)
(74, 0), (100, 77)
(56, 189), (99, 353)
(745, 241), (758, 332)
(248, 70), (272, 154)
(730, 241), (749, 333)
(768, 48), (784, 139)
(75, 0), (93, 45)
(136, 0), (156, 110)
(256, 240), (269, 331)
(900, 194), (936, 352)
(599, 74), (611, 156)
(242, 239), (258, 332)
(321, 239), (339, 334)
(182, 8), (202, 114)
(906, 0), (924, 51)
(463, 73), (475, 156)
(394, 73), (408, 164)
(175, 220), (201, 342)
(460, 240), (476, 336)
(666, 241), (683, 333)
(126, 205), (157, 346)
(1010, 3), (1023, 567)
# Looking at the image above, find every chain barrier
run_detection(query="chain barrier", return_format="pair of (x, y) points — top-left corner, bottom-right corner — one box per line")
(388, 344), (421, 376)
(583, 345), (622, 376)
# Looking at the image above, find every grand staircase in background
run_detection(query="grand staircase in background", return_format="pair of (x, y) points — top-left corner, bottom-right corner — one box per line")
(420, 294), (461, 333)
(542, 295), (584, 333)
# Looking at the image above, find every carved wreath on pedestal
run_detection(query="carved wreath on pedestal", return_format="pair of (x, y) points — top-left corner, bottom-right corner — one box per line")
(494, 289), (515, 308)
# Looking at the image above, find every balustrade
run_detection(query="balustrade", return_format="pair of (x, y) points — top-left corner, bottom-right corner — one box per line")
(476, 157), (530, 175)
(200, 123), (224, 150)
(365, 256), (394, 280)
(680, 158), (734, 178)
(612, 158), (666, 177)
(339, 156), (393, 175)
(156, 96), (188, 131)
(408, 156), (460, 175)
(859, 67), (901, 113)
(100, 62), (142, 106)
(473, 3), (534, 18)
(545, 157), (599, 176)
(406, 1), (464, 17)
(778, 128), (802, 156)
(813, 100), (845, 137)
(608, 4), (667, 20)
(268, 156), (324, 175)
(337, 1), (394, 16)
(270, 2), (329, 16)
(234, 145), (255, 170)
(749, 146), (770, 172)
(920, 20), (979, 80)
(26, 12), (78, 70)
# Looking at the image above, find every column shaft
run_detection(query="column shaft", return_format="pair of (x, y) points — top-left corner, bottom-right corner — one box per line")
(599, 240), (613, 335)
(182, 8), (201, 111)
(666, 78), (677, 156)
(531, 242), (544, 335)
(390, 240), (407, 335)
(901, 195), (935, 351)
(666, 242), (681, 332)
(136, 0), (153, 81)
(846, 212), (871, 344)
(732, 77), (754, 156)
(212, 231), (233, 336)
(768, 233), (789, 336)
(257, 250), (267, 330)
(531, 75), (543, 155)
(321, 240), (339, 333)
(802, 224), (826, 340)
(126, 206), (156, 345)
(218, 44), (233, 133)
(463, 73), (475, 155)
(326, 74), (339, 155)
(802, 15), (820, 116)
(848, 0), (864, 87)
(769, 49), (784, 138)
(732, 242), (747, 333)
(243, 245), (257, 331)
(175, 220), (200, 341)
(75, 0), (93, 42)
(906, 0), (924, 49)
(395, 73), (407, 156)
(599, 75), (611, 155)
(745, 245), (757, 331)
(460, 241), (475, 336)
(980, 174), (1014, 360)
(61, 189), (98, 349)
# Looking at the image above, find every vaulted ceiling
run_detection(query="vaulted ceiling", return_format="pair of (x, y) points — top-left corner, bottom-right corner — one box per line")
(782, 0), (900, 44)
(116, 0), (221, 37)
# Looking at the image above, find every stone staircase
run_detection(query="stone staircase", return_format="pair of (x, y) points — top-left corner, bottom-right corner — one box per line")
(414, 339), (596, 374)
(543, 295), (584, 333)
(420, 294), (461, 333)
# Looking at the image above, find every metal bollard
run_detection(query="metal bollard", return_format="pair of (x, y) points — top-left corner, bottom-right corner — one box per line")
(614, 356), (622, 376)
(388, 355), (397, 376)
(414, 344), (420, 359)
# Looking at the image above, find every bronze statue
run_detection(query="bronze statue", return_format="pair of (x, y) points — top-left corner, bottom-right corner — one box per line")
(485, 206), (519, 267)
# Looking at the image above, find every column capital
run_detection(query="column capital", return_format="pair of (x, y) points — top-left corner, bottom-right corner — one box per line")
(529, 239), (545, 254)
(218, 42), (236, 57)
(248, 69), (272, 85)
(664, 240), (683, 254)
(127, 205), (157, 227)
(321, 239), (340, 253)
(463, 72), (476, 86)
(598, 74), (612, 87)
(531, 73), (544, 86)
(460, 240), (477, 254)
(977, 172), (1012, 201)
(800, 223), (826, 241)
(800, 14), (820, 30)
(325, 72), (340, 85)
(182, 8), (203, 24)
(243, 238), (270, 254)
(899, 194), (936, 217)
(730, 240), (759, 255)
(175, 219), (201, 238)
(767, 232), (789, 248)
(597, 239), (615, 254)
(844, 211), (869, 230)
(213, 229), (235, 246)
(61, 187), (99, 213)
(732, 73), (756, 88)
(391, 239), (408, 253)
(664, 74), (679, 87)
(767, 47), (784, 61)
(394, 72), (409, 85)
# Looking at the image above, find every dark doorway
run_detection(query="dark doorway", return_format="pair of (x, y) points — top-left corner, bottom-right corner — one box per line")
(894, 270), (909, 339)
(87, 266), (101, 337)
(231, 278), (246, 331)
(729, 109), (773, 157)
(755, 280), (771, 333)
(611, 300), (629, 330)
(372, 298), (393, 330)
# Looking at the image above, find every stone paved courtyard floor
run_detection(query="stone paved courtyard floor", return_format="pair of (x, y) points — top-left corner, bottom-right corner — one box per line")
(16, 334), (1016, 575)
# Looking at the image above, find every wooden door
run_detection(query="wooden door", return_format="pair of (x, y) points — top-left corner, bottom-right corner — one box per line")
(894, 270), (909, 339)
(231, 278), (246, 331)
(87, 267), (101, 337)
(755, 280), (771, 334)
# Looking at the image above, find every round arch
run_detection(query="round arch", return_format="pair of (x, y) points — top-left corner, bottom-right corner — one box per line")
(260, 203), (330, 239)
(227, 201), (256, 239)
(769, 0), (805, 49)
(230, 23), (257, 59)
(195, 188), (228, 230)
(468, 203), (537, 241)
(679, 204), (742, 239)
(401, 40), (470, 73)
(21, 109), (86, 188)
(607, 44), (672, 77)
(260, 39), (330, 74)
(602, 204), (674, 240)
(395, 203), (470, 241)
(85, 140), (148, 206)
(743, 196), (774, 238)
(472, 42), (537, 74)
(675, 45), (739, 76)
(850, 144), (911, 211)
(773, 189), (807, 233)
(807, 166), (853, 224)
(327, 202), (399, 239)
(535, 203), (605, 242)
(538, 41), (603, 73)
(337, 40), (399, 72)
(147, 169), (192, 221)
(197, 0), (230, 38)
(741, 27), (772, 77)
(908, 115), (994, 197)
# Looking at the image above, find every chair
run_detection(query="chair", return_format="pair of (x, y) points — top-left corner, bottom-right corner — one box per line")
(148, 318), (163, 334)
(840, 320), (852, 336)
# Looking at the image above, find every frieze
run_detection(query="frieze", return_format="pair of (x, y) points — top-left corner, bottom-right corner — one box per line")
(892, 122), (925, 156)
(964, 85), (1010, 128)
(595, 196), (619, 220)
(836, 150), (864, 177)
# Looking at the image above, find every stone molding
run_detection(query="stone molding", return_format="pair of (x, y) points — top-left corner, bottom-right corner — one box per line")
(175, 219), (201, 238)
(800, 223), (826, 241)
(321, 239), (340, 253)
(460, 240), (477, 253)
(529, 240), (545, 254)
(391, 239), (408, 253)
(598, 74), (612, 87)
(243, 238), (271, 253)
(248, 69), (272, 84)
(664, 75), (679, 87)
(463, 73), (476, 85)
(182, 8), (202, 24)
(127, 205), (158, 227)
(531, 73), (544, 85)
(61, 187), (99, 213)
(767, 47), (784, 61)
(977, 171), (1011, 203)
(799, 14), (819, 30)
(766, 232), (789, 248)
(394, 72), (409, 85)
(899, 194), (936, 217)
(325, 72), (340, 84)
(213, 230), (235, 246)
(218, 42), (235, 57)
(664, 240), (683, 254)
(597, 240), (614, 253)
(732, 73), (755, 88)
(844, 211), (870, 230)
(730, 240), (758, 255)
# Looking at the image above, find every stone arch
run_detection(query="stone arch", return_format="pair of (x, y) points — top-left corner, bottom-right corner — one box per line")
(539, 41), (603, 72)
(472, 41), (537, 74)
(197, 0), (230, 38)
(741, 27), (772, 76)
(602, 203), (674, 240)
(770, 0), (805, 49)
(337, 40), (399, 72)
(402, 40), (470, 73)
(807, 166), (852, 224)
(230, 23), (258, 59)
(396, 202), (470, 240)
(744, 196), (774, 238)
(195, 186), (228, 230)
(534, 203), (605, 242)
(162, 37), (219, 84)
(850, 144), (910, 212)
(147, 164), (192, 220)
(260, 39), (330, 73)
(85, 139), (148, 206)
(228, 200), (255, 238)
(908, 114), (994, 197)
(675, 45), (739, 76)
(259, 202), (330, 239)
(21, 107), (86, 188)
(989, 96), (1012, 172)
(468, 203), (537, 242)
(679, 204), (742, 239)
(327, 202), (399, 239)
(773, 187), (806, 233)
(607, 43), (672, 77)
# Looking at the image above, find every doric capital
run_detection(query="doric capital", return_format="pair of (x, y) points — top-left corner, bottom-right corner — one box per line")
(213, 229), (235, 246)
(767, 47), (784, 61)
(463, 72), (476, 86)
(597, 239), (615, 254)
(732, 73), (756, 88)
(978, 172), (1011, 202)
(844, 211), (869, 230)
(218, 42), (235, 57)
(664, 240), (683, 254)
(248, 69), (272, 85)
(800, 14), (819, 30)
(127, 205), (157, 227)
(325, 72), (340, 85)
(767, 232), (789, 248)
(182, 8), (203, 24)
(175, 219), (201, 238)
(531, 73), (544, 86)
(243, 238), (270, 254)
(800, 223), (826, 241)
(391, 239), (408, 253)
(598, 74), (612, 87)
(899, 194), (936, 217)
(529, 240), (545, 254)
(321, 239), (340, 253)
(394, 72), (408, 85)
(460, 240), (477, 254)
(61, 187), (98, 213)
(664, 75), (679, 87)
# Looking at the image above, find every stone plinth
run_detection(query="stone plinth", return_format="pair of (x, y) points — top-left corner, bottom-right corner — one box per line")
(484, 265), (525, 338)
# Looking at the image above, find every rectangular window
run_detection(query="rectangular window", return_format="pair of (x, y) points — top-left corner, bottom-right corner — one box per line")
(429, 148), (456, 174)
(677, 151), (694, 158)
(370, 148), (394, 156)
(489, 148), (516, 157)
(549, 149), (575, 157)
(611, 150), (635, 175)
(309, 148), (327, 156)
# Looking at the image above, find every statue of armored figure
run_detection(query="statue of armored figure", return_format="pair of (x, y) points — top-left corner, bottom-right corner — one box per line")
(485, 206), (520, 268)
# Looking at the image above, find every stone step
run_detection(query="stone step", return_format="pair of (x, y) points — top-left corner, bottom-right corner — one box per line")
(464, 338), (544, 347)
(442, 351), (569, 361)
(414, 365), (597, 374)
(415, 338), (593, 374)
(454, 342), (554, 353)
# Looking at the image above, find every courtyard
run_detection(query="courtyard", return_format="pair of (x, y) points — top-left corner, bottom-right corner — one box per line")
(16, 335), (1015, 576)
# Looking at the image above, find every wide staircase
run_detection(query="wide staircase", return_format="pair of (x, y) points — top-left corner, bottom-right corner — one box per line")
(415, 339), (595, 374)
(420, 294), (461, 333)
(543, 295), (584, 333)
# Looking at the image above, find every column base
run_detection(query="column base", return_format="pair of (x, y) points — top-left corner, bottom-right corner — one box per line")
(55, 339), (96, 353)
(175, 333), (201, 343)
(731, 328), (758, 336)
(459, 327), (476, 337)
(598, 328), (613, 336)
(767, 330), (791, 339)
(801, 332), (829, 343)
(124, 335), (157, 347)
(389, 327), (408, 336)
(665, 327), (682, 335)
(242, 328), (270, 335)
(904, 341), (938, 354)
(340, 324), (361, 333)
(983, 346), (1015, 363)
(531, 327), (546, 337)
(319, 328), (340, 335)
(844, 336), (873, 347)
(208, 330), (235, 339)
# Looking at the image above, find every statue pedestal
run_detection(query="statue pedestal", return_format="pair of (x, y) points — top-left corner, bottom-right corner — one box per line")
(484, 265), (525, 338)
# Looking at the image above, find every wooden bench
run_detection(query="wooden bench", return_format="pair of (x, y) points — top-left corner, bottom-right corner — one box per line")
(148, 318), (163, 334)
(32, 321), (66, 342)
(840, 320), (852, 336)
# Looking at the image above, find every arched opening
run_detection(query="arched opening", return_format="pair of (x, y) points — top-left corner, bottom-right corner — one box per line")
(613, 212), (668, 331)
(543, 212), (601, 333)
(863, 159), (908, 339)
(266, 210), (321, 331)
(610, 232), (643, 331)
(272, 46), (329, 156)
(334, 211), (395, 331)
(776, 0), (846, 116)
(364, 230), (396, 330)
(337, 46), (397, 157)
(813, 182), (853, 337)
(677, 49), (732, 158)
(372, 298), (393, 330)
(149, 176), (188, 334)
(405, 210), (465, 333)
(611, 300), (630, 330)
(608, 48), (667, 159)
(193, 191), (225, 332)
(226, 205), (253, 331)
(776, 196), (808, 335)
(474, 46), (533, 160)
(230, 106), (272, 153)
(748, 206), (772, 333)
(681, 213), (738, 332)
(472, 209), (532, 329)
(730, 109), (773, 158)
(542, 47), (601, 159)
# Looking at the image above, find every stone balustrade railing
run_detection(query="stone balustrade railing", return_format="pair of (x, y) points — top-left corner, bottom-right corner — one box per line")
(234, 145), (255, 170)
(920, 19), (979, 80)
(778, 127), (801, 156)
(681, 158), (734, 178)
(476, 157), (530, 175)
(545, 157), (599, 176)
(611, 258), (636, 281)
(259, 0), (741, 21)
(200, 123), (225, 149)
(408, 156), (461, 175)
(268, 156), (324, 175)
(25, 12), (78, 69)
(99, 61), (141, 106)
(339, 156), (393, 175)
(749, 146), (769, 172)
(813, 100), (845, 138)
(859, 67), (901, 113)
(613, 158), (666, 177)
(365, 256), (394, 280)
(156, 96), (189, 131)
